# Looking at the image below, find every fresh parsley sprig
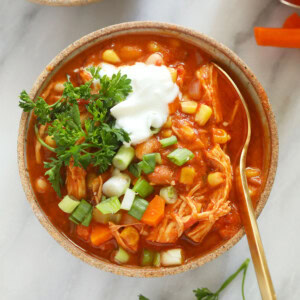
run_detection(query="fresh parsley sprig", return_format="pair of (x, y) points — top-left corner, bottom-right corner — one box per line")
(19, 66), (132, 197)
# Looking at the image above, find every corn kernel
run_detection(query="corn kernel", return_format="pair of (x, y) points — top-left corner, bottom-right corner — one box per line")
(148, 41), (160, 52)
(181, 125), (195, 138)
(44, 135), (56, 148)
(161, 129), (173, 138)
(181, 101), (198, 114)
(180, 167), (196, 185)
(163, 116), (172, 128)
(102, 49), (121, 64)
(213, 128), (230, 144)
(168, 67), (178, 83)
(245, 167), (261, 178)
(207, 172), (224, 187)
(195, 104), (212, 126)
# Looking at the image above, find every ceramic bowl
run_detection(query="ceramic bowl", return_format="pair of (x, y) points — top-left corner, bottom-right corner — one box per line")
(17, 21), (278, 277)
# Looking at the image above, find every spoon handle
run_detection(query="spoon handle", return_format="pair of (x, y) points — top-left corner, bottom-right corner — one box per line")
(238, 165), (277, 300)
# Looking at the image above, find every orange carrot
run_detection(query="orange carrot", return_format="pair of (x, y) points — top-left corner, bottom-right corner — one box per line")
(90, 224), (113, 246)
(254, 27), (300, 48)
(76, 224), (91, 241)
(283, 13), (300, 29)
(141, 195), (165, 226)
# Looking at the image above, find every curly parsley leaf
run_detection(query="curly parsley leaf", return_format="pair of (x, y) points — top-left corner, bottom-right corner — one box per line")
(19, 66), (132, 196)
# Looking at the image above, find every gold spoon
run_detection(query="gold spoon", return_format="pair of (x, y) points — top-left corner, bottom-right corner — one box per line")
(212, 62), (277, 300)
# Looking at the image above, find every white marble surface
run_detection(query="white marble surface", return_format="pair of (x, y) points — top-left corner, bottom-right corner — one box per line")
(0, 0), (299, 299)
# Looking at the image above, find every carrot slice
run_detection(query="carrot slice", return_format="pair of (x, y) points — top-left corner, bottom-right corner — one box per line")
(90, 224), (113, 246)
(76, 224), (91, 241)
(254, 27), (300, 48)
(141, 195), (165, 227)
(283, 13), (300, 29)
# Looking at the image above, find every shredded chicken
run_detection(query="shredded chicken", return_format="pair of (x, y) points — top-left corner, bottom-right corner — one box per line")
(66, 160), (87, 199)
(35, 125), (46, 164)
(91, 175), (103, 205)
(197, 64), (223, 123)
(109, 222), (143, 253)
(148, 145), (232, 244)
(186, 145), (232, 242)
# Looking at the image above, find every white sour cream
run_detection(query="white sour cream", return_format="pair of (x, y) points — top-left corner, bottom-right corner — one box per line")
(99, 63), (179, 145)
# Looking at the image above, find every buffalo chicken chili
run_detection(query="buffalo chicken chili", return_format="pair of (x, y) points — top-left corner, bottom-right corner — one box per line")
(19, 34), (265, 267)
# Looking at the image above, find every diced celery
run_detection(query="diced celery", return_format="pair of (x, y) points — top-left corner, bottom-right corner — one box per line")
(153, 252), (161, 267)
(58, 195), (80, 213)
(115, 247), (130, 264)
(96, 196), (121, 214)
(141, 249), (154, 266)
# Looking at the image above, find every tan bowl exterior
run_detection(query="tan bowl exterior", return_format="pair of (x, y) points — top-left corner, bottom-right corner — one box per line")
(17, 21), (278, 277)
(28, 0), (101, 6)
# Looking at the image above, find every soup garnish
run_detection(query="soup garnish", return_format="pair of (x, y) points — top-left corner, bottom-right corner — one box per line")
(19, 35), (265, 267)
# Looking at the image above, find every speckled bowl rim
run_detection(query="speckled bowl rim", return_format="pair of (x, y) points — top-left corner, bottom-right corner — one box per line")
(17, 21), (279, 277)
(28, 0), (101, 6)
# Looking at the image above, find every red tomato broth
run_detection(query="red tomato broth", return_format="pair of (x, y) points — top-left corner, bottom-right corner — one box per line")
(26, 34), (266, 267)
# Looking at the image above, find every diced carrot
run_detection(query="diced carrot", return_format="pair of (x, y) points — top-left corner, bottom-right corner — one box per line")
(254, 27), (300, 48)
(141, 195), (165, 227)
(90, 224), (113, 246)
(76, 224), (91, 241)
(283, 13), (300, 29)
(120, 226), (140, 252)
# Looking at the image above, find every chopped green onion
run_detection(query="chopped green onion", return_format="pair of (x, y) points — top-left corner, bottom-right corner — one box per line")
(128, 196), (149, 220)
(70, 199), (92, 224)
(115, 247), (130, 264)
(58, 195), (80, 213)
(167, 148), (194, 166)
(151, 127), (161, 134)
(160, 186), (178, 204)
(143, 153), (156, 169)
(133, 178), (154, 198)
(96, 196), (121, 214)
(102, 173), (130, 197)
(112, 145), (135, 171)
(138, 161), (154, 174)
(81, 210), (92, 227)
(129, 163), (142, 178)
(141, 249), (154, 266)
(159, 135), (178, 148)
(69, 215), (80, 224)
(155, 153), (162, 164)
(121, 188), (136, 210)
(153, 252), (161, 267)
(92, 207), (111, 224)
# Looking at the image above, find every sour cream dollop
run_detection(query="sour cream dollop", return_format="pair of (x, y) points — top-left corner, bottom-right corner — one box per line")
(99, 63), (179, 145)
